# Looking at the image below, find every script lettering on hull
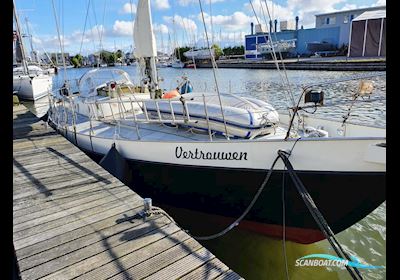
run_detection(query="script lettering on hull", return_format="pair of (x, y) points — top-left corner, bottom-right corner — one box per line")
(175, 146), (248, 161)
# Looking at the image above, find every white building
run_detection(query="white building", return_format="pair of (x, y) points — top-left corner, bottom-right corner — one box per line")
(50, 53), (70, 65)
(315, 6), (386, 46)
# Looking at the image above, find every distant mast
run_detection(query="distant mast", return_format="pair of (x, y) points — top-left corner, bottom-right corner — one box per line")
(13, 0), (29, 74)
(133, 0), (159, 98)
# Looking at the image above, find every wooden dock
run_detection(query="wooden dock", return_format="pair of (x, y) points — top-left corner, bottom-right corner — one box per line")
(13, 105), (243, 280)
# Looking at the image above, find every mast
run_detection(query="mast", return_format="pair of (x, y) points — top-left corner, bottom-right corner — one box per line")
(172, 18), (177, 60)
(13, 0), (29, 75)
(209, 0), (214, 46)
(24, 17), (36, 64)
(133, 0), (159, 98)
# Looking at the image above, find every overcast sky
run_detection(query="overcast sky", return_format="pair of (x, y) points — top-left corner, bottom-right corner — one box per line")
(14, 0), (386, 55)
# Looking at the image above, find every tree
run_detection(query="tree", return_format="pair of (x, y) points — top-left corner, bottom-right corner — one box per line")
(71, 54), (83, 68)
(115, 49), (123, 61)
(222, 45), (244, 56)
(212, 44), (223, 58)
(99, 50), (116, 64)
(174, 46), (191, 62)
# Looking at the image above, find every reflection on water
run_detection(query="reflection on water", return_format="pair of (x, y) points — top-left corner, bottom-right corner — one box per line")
(22, 66), (386, 280)
(159, 202), (385, 280)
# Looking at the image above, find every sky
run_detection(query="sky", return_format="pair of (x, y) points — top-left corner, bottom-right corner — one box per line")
(14, 0), (386, 56)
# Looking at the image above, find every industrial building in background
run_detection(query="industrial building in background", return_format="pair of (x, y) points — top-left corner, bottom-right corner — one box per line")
(348, 9), (386, 57)
(244, 5), (386, 60)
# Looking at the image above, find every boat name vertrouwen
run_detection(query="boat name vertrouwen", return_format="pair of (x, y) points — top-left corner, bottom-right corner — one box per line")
(175, 146), (248, 161)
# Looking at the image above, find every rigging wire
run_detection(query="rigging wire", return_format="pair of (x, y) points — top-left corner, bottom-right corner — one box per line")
(180, 17), (197, 70)
(99, 0), (107, 52)
(281, 166), (289, 280)
(260, 0), (296, 106)
(129, 0), (135, 42)
(86, 7), (98, 60)
(13, 0), (29, 75)
(79, 0), (91, 55)
(90, 0), (103, 53)
(247, 0), (294, 112)
(51, 0), (68, 84)
(198, 0), (230, 139)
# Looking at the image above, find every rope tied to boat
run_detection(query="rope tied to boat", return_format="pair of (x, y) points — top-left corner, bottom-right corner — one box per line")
(140, 140), (363, 280)
(277, 151), (364, 280)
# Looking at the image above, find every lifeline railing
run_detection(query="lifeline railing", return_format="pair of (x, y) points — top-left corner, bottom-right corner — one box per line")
(47, 89), (218, 141)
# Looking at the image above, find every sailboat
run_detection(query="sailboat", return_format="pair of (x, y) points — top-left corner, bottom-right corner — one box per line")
(48, 0), (385, 244)
(170, 18), (185, 69)
(13, 2), (52, 101)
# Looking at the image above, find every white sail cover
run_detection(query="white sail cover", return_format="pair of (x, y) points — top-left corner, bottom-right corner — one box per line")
(133, 0), (157, 58)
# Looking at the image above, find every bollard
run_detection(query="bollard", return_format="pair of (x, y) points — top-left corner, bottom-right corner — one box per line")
(143, 198), (152, 212)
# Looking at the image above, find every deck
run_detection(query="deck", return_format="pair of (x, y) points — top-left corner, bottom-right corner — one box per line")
(13, 104), (243, 280)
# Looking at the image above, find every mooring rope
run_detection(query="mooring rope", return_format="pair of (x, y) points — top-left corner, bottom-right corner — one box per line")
(134, 140), (363, 280)
(277, 150), (363, 280)
(192, 154), (282, 240)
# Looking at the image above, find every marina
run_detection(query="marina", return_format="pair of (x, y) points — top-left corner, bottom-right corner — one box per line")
(13, 0), (386, 279)
(15, 65), (386, 280)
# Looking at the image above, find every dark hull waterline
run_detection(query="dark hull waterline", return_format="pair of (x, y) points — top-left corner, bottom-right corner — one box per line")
(86, 149), (385, 244)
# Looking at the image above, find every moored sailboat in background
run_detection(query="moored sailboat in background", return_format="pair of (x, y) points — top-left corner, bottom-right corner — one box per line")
(13, 2), (52, 101)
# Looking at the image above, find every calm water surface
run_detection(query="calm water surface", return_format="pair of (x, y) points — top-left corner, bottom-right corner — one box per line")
(22, 66), (386, 280)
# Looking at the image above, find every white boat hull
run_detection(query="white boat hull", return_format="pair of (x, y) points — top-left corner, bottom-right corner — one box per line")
(13, 74), (52, 100)
(53, 112), (385, 173)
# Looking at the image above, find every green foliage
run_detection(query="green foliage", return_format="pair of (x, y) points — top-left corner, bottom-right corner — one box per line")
(211, 44), (223, 58)
(222, 46), (245, 56)
(100, 50), (116, 64)
(71, 54), (84, 68)
(71, 57), (79, 68)
(174, 46), (191, 62)
(115, 49), (123, 61)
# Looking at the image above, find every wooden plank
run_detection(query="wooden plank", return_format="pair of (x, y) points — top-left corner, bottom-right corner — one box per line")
(13, 171), (115, 201)
(13, 184), (127, 224)
(13, 137), (70, 151)
(141, 247), (215, 280)
(16, 204), (143, 260)
(13, 105), (241, 280)
(73, 230), (192, 280)
(18, 215), (170, 274)
(13, 143), (77, 156)
(13, 181), (124, 213)
(13, 152), (103, 173)
(39, 223), (184, 280)
(13, 191), (141, 241)
(13, 181), (124, 212)
(13, 167), (113, 193)
(179, 258), (231, 280)
(20, 217), (172, 280)
(213, 270), (244, 280)
(13, 188), (133, 231)
(109, 237), (204, 280)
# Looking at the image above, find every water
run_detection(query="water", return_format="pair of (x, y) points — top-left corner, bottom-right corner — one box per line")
(21, 66), (386, 280)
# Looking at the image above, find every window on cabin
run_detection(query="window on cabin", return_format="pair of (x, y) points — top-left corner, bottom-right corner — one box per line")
(344, 15), (349, 23)
(350, 14), (354, 21)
